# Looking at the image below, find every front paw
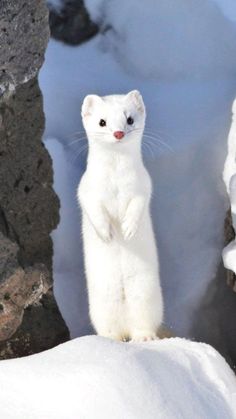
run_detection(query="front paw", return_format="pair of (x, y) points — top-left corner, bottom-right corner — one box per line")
(96, 223), (113, 243)
(121, 217), (138, 241)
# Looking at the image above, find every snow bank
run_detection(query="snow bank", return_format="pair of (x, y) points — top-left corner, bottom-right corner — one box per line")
(223, 100), (236, 274)
(0, 337), (235, 419)
(85, 0), (236, 80)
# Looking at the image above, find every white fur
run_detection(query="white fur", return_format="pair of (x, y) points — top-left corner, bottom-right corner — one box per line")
(78, 90), (163, 341)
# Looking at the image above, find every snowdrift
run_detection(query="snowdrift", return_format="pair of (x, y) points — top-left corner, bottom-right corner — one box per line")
(0, 336), (235, 419)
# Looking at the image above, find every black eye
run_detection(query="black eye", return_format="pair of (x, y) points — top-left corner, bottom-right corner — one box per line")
(127, 116), (134, 125)
(99, 119), (106, 127)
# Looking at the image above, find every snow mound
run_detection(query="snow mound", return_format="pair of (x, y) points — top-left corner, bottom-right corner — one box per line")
(0, 337), (235, 419)
(85, 0), (236, 80)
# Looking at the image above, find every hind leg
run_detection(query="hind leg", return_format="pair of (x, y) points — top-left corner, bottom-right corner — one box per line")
(84, 224), (127, 340)
(126, 273), (163, 342)
(87, 263), (127, 341)
(89, 295), (126, 341)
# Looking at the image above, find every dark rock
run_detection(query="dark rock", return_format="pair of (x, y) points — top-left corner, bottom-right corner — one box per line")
(191, 264), (236, 371)
(0, 0), (50, 92)
(0, 78), (59, 270)
(190, 210), (236, 370)
(0, 231), (51, 342)
(0, 292), (68, 358)
(224, 209), (236, 290)
(0, 0), (70, 357)
(48, 0), (98, 45)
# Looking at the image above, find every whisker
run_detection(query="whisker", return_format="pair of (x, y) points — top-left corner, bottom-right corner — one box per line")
(142, 142), (155, 160)
(126, 127), (143, 136)
(68, 131), (87, 140)
(69, 145), (88, 164)
(127, 127), (174, 151)
(68, 130), (113, 141)
(67, 131), (112, 149)
(71, 130), (86, 135)
(66, 128), (174, 156)
(144, 127), (176, 143)
(143, 134), (174, 153)
(143, 139), (165, 156)
(67, 137), (87, 147)
(143, 142), (173, 157)
(142, 140), (171, 159)
(130, 127), (143, 132)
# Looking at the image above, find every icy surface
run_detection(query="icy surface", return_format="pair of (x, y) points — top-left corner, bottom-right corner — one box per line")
(0, 336), (235, 419)
(39, 2), (236, 338)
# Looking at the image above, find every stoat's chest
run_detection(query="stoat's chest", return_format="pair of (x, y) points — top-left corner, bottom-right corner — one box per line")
(87, 154), (148, 220)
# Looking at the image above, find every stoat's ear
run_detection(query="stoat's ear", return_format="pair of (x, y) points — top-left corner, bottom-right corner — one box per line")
(81, 94), (103, 118)
(125, 90), (145, 114)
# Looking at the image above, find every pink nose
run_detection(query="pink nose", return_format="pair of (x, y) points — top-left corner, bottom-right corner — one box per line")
(114, 131), (125, 140)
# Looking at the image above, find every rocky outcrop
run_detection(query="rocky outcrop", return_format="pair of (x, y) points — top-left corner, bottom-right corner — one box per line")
(0, 78), (59, 270)
(224, 209), (236, 291)
(0, 0), (69, 358)
(191, 263), (236, 372)
(0, 0), (49, 92)
(48, 0), (98, 45)
(0, 232), (50, 342)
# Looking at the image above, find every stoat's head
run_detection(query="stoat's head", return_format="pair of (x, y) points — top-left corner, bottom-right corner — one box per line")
(81, 90), (146, 148)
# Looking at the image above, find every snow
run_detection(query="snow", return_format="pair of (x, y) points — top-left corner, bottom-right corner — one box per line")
(0, 336), (235, 419)
(39, 1), (236, 339)
(223, 240), (236, 273)
(223, 101), (236, 194)
(85, 0), (236, 80)
(222, 100), (236, 274)
(48, 0), (236, 24)
(213, 0), (236, 22)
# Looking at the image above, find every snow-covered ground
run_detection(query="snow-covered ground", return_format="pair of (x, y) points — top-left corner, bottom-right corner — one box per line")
(0, 336), (235, 419)
(39, 0), (236, 340)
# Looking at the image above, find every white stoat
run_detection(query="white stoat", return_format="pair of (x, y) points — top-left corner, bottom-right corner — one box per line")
(78, 90), (163, 342)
